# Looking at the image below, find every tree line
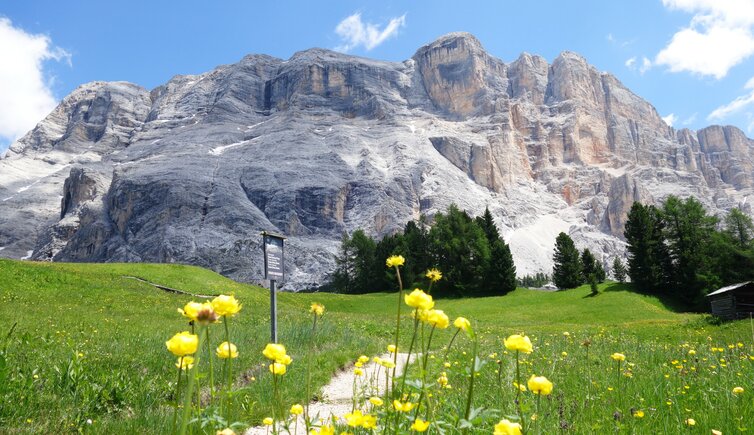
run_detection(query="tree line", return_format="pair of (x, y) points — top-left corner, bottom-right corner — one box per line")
(623, 196), (754, 307)
(330, 205), (517, 297)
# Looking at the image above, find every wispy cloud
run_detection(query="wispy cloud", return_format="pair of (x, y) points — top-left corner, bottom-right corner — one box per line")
(662, 113), (678, 126)
(682, 113), (698, 125)
(334, 13), (406, 52)
(708, 77), (754, 121)
(655, 0), (754, 79)
(0, 17), (70, 148)
(625, 56), (652, 74)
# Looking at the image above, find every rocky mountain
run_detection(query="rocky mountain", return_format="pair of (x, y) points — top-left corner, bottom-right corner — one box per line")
(1, 32), (752, 289)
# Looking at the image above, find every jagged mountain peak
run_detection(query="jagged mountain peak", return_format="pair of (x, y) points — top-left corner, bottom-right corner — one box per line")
(1, 33), (753, 290)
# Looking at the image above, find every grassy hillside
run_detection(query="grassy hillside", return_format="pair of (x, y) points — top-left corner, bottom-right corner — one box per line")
(0, 259), (751, 433)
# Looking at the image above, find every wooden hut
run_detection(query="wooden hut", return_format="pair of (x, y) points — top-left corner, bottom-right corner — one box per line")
(707, 282), (754, 319)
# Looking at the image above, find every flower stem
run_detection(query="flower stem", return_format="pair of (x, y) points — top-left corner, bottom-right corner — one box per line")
(207, 326), (214, 399)
(391, 266), (403, 394)
(305, 314), (318, 432)
(173, 356), (183, 433)
(400, 317), (420, 396)
(223, 316), (232, 420)
(536, 394), (541, 435)
(463, 335), (478, 422)
(179, 326), (206, 435)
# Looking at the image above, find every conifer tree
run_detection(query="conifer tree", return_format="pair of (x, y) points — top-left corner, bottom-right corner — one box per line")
(612, 257), (627, 283)
(553, 232), (583, 289)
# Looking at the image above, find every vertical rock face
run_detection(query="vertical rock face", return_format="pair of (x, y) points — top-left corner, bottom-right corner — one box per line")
(413, 32), (508, 118)
(1, 32), (753, 288)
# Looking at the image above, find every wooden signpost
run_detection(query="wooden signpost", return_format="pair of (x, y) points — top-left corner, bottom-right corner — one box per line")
(262, 231), (285, 343)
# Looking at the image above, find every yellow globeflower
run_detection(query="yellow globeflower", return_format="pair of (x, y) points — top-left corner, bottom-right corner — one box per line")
(310, 302), (325, 316)
(216, 342), (239, 359)
(216, 429), (236, 435)
(494, 419), (522, 435)
(178, 301), (204, 321)
(685, 418), (695, 426)
(425, 268), (442, 282)
(211, 295), (241, 317)
(380, 360), (396, 369)
(405, 288), (434, 310)
(263, 343), (287, 361)
(345, 410), (364, 427)
(453, 317), (471, 331)
(361, 414), (377, 429)
(358, 355), (369, 364)
(176, 356), (195, 370)
(369, 397), (383, 407)
(611, 353), (626, 362)
(632, 410), (644, 418)
(504, 334), (533, 354)
(166, 331), (199, 356)
(319, 425), (335, 435)
(392, 400), (416, 412)
(527, 375), (553, 395)
(269, 362), (287, 375)
(733, 386), (744, 394)
(263, 417), (273, 426)
(277, 353), (293, 365)
(354, 368), (364, 376)
(437, 372), (449, 387)
(387, 344), (397, 353)
(410, 419), (430, 432)
(386, 255), (405, 268)
(290, 404), (304, 415)
(426, 309), (450, 329)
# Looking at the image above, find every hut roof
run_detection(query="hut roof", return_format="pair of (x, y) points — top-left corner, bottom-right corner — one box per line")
(707, 282), (753, 297)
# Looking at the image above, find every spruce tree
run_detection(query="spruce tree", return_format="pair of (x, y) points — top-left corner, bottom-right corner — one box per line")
(624, 203), (672, 293)
(612, 258), (627, 283)
(553, 232), (583, 289)
(662, 196), (719, 304)
(581, 249), (597, 283)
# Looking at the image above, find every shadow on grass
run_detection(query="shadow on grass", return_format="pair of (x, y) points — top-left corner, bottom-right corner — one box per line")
(600, 282), (693, 313)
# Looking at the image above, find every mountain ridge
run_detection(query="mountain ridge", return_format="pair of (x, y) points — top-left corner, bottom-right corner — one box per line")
(1, 32), (752, 289)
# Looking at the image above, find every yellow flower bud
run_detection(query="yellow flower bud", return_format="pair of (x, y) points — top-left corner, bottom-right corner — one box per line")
(494, 419), (522, 435)
(165, 331), (198, 356)
(385, 255), (405, 268)
(211, 295), (241, 317)
(504, 334), (533, 354)
(410, 419), (430, 432)
(216, 342), (239, 359)
(527, 375), (553, 395)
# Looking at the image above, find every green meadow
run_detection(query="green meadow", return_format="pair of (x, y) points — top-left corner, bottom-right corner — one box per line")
(0, 259), (752, 433)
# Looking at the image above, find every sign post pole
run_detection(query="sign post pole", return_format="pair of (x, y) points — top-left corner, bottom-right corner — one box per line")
(261, 231), (285, 343)
(270, 279), (277, 343)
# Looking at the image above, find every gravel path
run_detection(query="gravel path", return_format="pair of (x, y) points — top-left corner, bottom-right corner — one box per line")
(245, 352), (417, 435)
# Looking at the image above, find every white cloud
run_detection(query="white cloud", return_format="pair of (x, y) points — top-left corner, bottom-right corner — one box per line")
(640, 57), (652, 74)
(334, 13), (406, 52)
(708, 76), (754, 120)
(0, 18), (70, 146)
(655, 0), (754, 79)
(625, 56), (652, 74)
(708, 89), (754, 120)
(662, 113), (678, 126)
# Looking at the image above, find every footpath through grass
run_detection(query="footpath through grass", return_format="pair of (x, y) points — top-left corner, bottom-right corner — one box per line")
(0, 259), (752, 433)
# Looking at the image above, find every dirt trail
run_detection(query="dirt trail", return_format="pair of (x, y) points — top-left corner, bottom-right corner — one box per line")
(245, 352), (417, 435)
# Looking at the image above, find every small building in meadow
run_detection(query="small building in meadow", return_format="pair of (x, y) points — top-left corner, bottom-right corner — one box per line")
(707, 282), (754, 320)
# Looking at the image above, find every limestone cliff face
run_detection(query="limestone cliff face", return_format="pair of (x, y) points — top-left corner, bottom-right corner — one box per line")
(1, 32), (753, 288)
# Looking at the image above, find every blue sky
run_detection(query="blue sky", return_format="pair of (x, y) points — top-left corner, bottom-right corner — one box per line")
(2, 0), (754, 151)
